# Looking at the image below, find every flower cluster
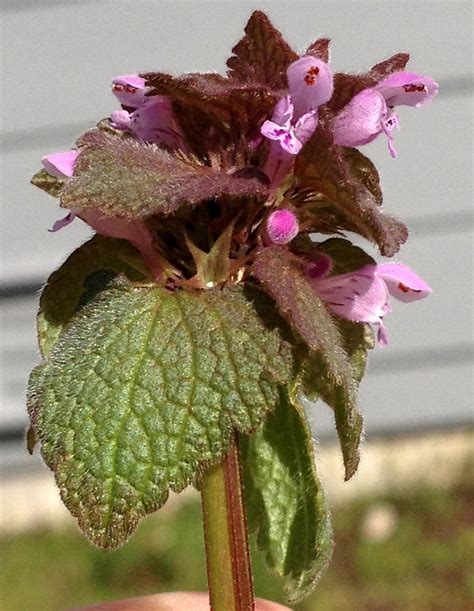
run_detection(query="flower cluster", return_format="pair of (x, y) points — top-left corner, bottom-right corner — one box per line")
(34, 10), (436, 346)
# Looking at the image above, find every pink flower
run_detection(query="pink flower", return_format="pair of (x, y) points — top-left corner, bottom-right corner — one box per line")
(41, 151), (163, 281)
(261, 96), (317, 155)
(332, 71), (438, 157)
(111, 74), (149, 108)
(41, 150), (80, 231)
(260, 97), (317, 186)
(111, 75), (186, 150)
(265, 209), (299, 244)
(286, 56), (334, 120)
(306, 254), (432, 345)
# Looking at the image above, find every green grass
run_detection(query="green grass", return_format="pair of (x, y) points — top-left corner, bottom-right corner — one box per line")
(1, 482), (473, 610)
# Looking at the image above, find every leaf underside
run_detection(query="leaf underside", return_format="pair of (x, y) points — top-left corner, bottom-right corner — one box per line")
(242, 387), (333, 603)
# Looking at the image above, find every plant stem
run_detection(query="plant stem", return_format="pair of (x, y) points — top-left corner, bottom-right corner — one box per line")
(201, 432), (255, 611)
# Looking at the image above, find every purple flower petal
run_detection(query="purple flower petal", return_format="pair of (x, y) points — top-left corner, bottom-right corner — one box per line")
(287, 56), (334, 119)
(266, 209), (299, 244)
(42, 150), (80, 178)
(332, 88), (387, 147)
(128, 97), (184, 149)
(376, 322), (389, 347)
(271, 96), (294, 127)
(377, 262), (432, 303)
(48, 211), (77, 233)
(309, 265), (391, 324)
(261, 121), (302, 155)
(280, 130), (303, 155)
(294, 110), (318, 146)
(111, 74), (148, 108)
(377, 71), (439, 107)
(261, 120), (287, 141)
(110, 109), (132, 130)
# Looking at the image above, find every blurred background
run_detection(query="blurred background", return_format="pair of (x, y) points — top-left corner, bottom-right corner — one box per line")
(1, 1), (473, 609)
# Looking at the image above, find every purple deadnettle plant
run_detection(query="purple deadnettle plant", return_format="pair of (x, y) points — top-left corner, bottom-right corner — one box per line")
(27, 11), (437, 610)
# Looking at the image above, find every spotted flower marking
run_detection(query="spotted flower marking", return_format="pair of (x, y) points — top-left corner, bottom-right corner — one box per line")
(332, 71), (438, 157)
(307, 254), (432, 345)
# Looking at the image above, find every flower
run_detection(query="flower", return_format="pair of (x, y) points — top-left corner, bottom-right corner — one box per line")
(42, 150), (80, 232)
(306, 254), (432, 345)
(110, 74), (185, 150)
(260, 57), (333, 186)
(261, 96), (317, 155)
(332, 71), (438, 157)
(286, 56), (334, 119)
(111, 74), (149, 108)
(41, 150), (164, 280)
(265, 209), (299, 244)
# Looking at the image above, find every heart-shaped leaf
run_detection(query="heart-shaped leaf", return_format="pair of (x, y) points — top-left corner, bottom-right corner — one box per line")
(28, 279), (294, 548)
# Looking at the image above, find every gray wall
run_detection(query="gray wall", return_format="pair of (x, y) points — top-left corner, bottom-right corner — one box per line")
(1, 1), (473, 468)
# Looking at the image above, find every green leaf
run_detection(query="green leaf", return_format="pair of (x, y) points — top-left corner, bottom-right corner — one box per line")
(253, 245), (354, 389)
(28, 281), (294, 548)
(31, 168), (65, 197)
(226, 10), (298, 89)
(302, 321), (374, 480)
(61, 131), (268, 219)
(38, 235), (147, 357)
(241, 387), (333, 603)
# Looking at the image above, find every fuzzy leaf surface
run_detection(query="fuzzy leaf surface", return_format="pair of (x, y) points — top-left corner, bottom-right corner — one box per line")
(253, 245), (355, 392)
(226, 10), (298, 89)
(301, 238), (375, 479)
(368, 52), (410, 82)
(38, 236), (147, 357)
(28, 281), (294, 548)
(61, 132), (267, 219)
(295, 130), (407, 256)
(303, 320), (373, 480)
(328, 52), (409, 112)
(31, 168), (65, 197)
(242, 387), (333, 603)
(305, 38), (330, 62)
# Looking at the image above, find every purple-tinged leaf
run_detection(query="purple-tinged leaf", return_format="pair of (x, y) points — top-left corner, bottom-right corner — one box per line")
(343, 147), (383, 206)
(305, 37), (331, 63)
(253, 245), (354, 389)
(142, 71), (278, 159)
(368, 52), (410, 82)
(61, 131), (268, 219)
(226, 10), (298, 89)
(302, 321), (373, 480)
(327, 53), (409, 113)
(327, 72), (376, 113)
(294, 127), (407, 256)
